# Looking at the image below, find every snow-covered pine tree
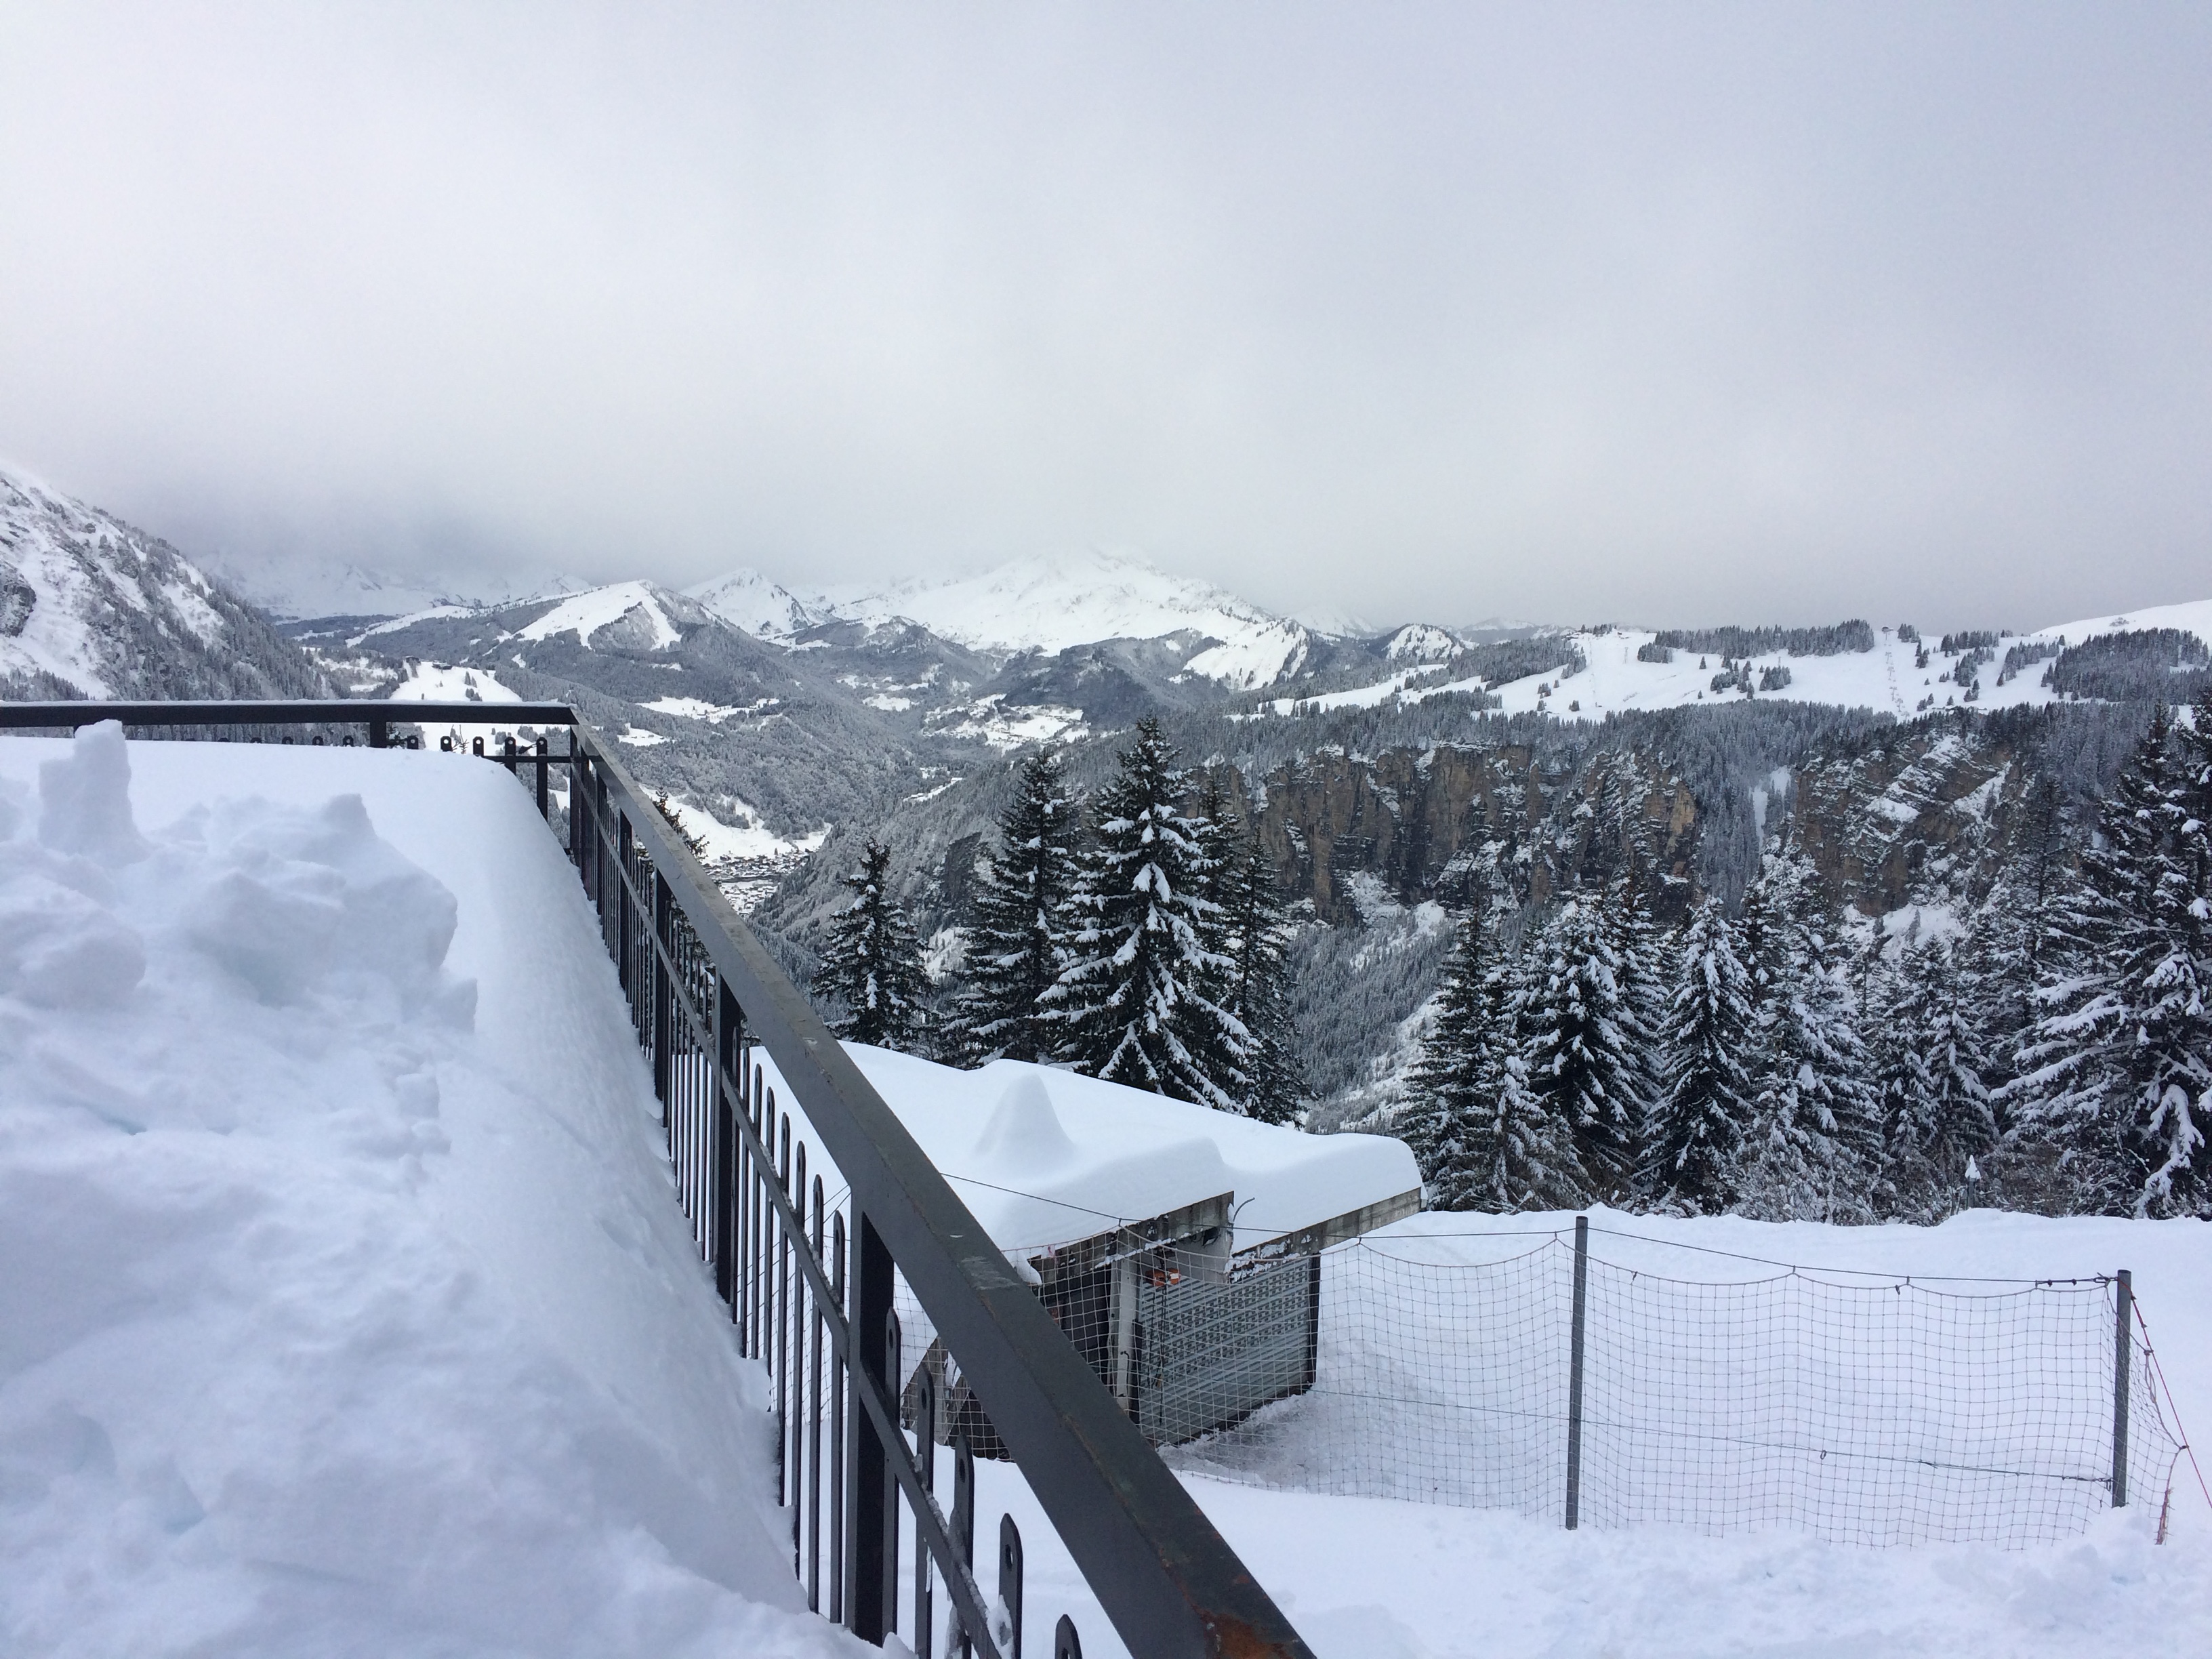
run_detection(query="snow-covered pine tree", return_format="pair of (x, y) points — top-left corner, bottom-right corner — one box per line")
(944, 748), (1080, 1066)
(1876, 938), (1999, 1218)
(1402, 912), (1583, 1209)
(1218, 824), (1301, 1122)
(817, 838), (932, 1052)
(1606, 875), (1670, 1158)
(1521, 898), (1641, 1202)
(1643, 899), (1757, 1212)
(2011, 705), (2212, 1216)
(1736, 847), (1883, 1222)
(1042, 718), (1249, 1109)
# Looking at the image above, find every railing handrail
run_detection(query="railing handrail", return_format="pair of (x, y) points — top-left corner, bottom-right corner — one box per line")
(7, 698), (1313, 1659)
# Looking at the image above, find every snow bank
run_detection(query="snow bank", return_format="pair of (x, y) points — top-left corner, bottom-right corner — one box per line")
(0, 728), (857, 1658)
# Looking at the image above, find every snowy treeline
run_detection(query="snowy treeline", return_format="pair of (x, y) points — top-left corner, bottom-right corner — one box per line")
(811, 720), (1299, 1121)
(1401, 689), (2212, 1221)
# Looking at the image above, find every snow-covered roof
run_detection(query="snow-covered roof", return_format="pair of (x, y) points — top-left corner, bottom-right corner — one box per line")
(781, 1046), (1420, 1262)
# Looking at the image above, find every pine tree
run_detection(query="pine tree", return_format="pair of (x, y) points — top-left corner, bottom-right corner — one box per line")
(1042, 718), (1249, 1108)
(1521, 899), (1641, 1202)
(1876, 939), (1999, 1218)
(1219, 827), (1301, 1122)
(1643, 899), (1757, 1212)
(1736, 847), (1883, 1222)
(2013, 706), (2212, 1215)
(1402, 914), (1583, 1210)
(945, 750), (1078, 1066)
(817, 839), (933, 1052)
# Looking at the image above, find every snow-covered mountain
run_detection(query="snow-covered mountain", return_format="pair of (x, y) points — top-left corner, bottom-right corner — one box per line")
(0, 469), (329, 701)
(209, 552), (590, 623)
(809, 548), (1313, 690)
(684, 569), (828, 641)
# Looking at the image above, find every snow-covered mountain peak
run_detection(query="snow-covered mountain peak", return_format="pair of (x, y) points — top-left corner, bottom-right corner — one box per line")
(516, 580), (697, 653)
(1384, 623), (1462, 663)
(684, 567), (829, 642)
(818, 547), (1311, 687)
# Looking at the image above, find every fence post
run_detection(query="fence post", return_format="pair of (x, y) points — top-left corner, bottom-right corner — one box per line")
(848, 1216), (897, 1641)
(998, 1514), (1023, 1659)
(2112, 1269), (2133, 1508)
(1565, 1214), (1589, 1532)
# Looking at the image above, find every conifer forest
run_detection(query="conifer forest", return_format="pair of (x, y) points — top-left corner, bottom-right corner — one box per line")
(794, 686), (2212, 1223)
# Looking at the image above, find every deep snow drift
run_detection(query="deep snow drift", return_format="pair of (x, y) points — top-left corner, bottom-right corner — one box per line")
(0, 728), (856, 1658)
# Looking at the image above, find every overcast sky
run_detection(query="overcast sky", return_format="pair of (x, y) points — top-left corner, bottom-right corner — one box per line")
(3, 3), (2208, 630)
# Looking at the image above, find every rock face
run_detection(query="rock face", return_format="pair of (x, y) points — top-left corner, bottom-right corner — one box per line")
(1231, 743), (1702, 926)
(1790, 720), (2030, 919)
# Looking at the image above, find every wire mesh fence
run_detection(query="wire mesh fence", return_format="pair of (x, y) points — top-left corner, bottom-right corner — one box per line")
(1143, 1225), (2186, 1549)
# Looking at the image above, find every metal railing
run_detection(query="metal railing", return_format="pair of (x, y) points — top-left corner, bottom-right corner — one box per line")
(0, 699), (1311, 1659)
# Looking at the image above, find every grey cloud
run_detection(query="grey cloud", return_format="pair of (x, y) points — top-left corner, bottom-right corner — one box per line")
(2, 2), (2207, 632)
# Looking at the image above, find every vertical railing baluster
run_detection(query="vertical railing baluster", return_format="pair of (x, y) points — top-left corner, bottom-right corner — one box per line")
(851, 1222), (895, 1643)
(651, 874), (674, 1124)
(998, 1515), (1023, 1659)
(615, 813), (634, 1001)
(714, 982), (739, 1308)
(777, 1111), (792, 1505)
(914, 1364), (936, 1659)
(830, 1210), (848, 1626)
(790, 1138), (808, 1568)
(809, 1173), (826, 1611)
(952, 1435), (975, 1659)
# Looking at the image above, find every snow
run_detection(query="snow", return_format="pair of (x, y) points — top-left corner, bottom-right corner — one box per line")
(760, 1046), (1419, 1261)
(929, 695), (1089, 751)
(660, 795), (829, 866)
(1383, 624), (1462, 662)
(2030, 596), (2212, 649)
(640, 695), (752, 724)
(355, 603), (480, 640)
(819, 549), (1313, 688)
(618, 726), (670, 747)
(0, 728), (857, 1657)
(384, 659), (523, 705)
(516, 581), (684, 651)
(683, 569), (826, 642)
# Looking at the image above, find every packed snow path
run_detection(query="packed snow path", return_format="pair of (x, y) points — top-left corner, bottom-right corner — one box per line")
(0, 727), (859, 1658)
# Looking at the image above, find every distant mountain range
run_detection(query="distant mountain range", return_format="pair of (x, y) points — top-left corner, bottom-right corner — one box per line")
(7, 460), (2208, 897)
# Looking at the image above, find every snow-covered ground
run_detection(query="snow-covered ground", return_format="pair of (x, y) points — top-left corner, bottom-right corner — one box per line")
(0, 729), (855, 1657)
(516, 580), (686, 651)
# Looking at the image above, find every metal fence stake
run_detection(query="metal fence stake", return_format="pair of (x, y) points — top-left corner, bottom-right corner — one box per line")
(2113, 1269), (2133, 1508)
(1565, 1214), (1589, 1532)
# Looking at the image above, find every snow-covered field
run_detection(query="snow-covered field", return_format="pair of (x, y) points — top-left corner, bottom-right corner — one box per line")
(0, 729), (854, 1658)
(7, 731), (2210, 1658)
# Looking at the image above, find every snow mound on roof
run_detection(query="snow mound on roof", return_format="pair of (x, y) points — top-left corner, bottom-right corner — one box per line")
(0, 727), (853, 1658)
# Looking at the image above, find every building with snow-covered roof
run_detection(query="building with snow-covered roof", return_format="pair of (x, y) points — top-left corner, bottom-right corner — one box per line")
(792, 1046), (1421, 1451)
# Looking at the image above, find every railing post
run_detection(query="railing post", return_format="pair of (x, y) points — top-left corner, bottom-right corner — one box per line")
(369, 716), (388, 749)
(535, 735), (549, 818)
(1565, 1214), (1589, 1532)
(1054, 1615), (1080, 1659)
(915, 1364), (937, 1658)
(2113, 1269), (2133, 1508)
(849, 1216), (897, 1642)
